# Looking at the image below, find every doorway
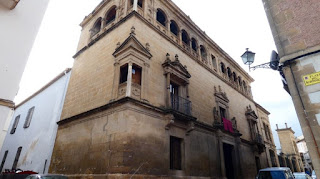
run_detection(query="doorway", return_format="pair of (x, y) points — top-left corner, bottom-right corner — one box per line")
(223, 143), (235, 179)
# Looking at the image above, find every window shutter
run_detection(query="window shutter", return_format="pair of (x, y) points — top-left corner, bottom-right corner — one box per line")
(24, 107), (35, 128)
(12, 147), (22, 170)
(10, 115), (20, 134)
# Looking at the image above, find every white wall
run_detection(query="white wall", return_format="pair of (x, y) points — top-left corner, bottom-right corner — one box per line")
(0, 0), (50, 149)
(0, 71), (70, 173)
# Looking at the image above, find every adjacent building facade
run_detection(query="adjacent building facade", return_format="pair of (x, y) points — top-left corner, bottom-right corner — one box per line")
(0, 0), (50, 150)
(276, 124), (304, 172)
(262, 0), (320, 177)
(49, 1), (278, 178)
(297, 135), (313, 170)
(0, 69), (71, 174)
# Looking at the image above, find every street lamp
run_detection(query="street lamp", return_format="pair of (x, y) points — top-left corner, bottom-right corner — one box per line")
(241, 48), (279, 71)
(241, 48), (255, 71)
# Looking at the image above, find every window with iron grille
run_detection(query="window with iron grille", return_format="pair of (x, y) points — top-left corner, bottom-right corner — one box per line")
(23, 107), (35, 128)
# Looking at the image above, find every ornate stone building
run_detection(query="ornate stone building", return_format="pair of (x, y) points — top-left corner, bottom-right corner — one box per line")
(49, 0), (278, 178)
(276, 124), (304, 172)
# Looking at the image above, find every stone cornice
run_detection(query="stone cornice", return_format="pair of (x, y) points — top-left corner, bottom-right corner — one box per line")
(280, 45), (320, 64)
(0, 98), (15, 108)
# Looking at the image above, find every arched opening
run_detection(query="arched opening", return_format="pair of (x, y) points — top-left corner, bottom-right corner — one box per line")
(221, 62), (225, 74)
(91, 18), (102, 37)
(170, 20), (179, 36)
(191, 38), (197, 51)
(181, 30), (189, 45)
(212, 55), (217, 69)
(200, 45), (207, 59)
(106, 6), (117, 25)
(156, 9), (167, 27)
(227, 67), (232, 79)
(233, 72), (237, 82)
(243, 81), (247, 92)
(238, 76), (242, 86)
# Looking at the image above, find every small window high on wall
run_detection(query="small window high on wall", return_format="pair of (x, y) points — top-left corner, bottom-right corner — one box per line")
(106, 6), (117, 25)
(156, 9), (167, 27)
(181, 30), (189, 45)
(132, 65), (142, 85)
(120, 64), (128, 84)
(212, 55), (217, 69)
(191, 38), (197, 51)
(170, 20), (179, 36)
(91, 18), (102, 37)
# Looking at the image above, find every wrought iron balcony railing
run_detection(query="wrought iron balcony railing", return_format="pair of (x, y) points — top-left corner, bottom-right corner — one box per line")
(171, 94), (192, 115)
(254, 134), (265, 145)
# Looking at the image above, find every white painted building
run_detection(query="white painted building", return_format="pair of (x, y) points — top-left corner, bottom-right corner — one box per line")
(0, 69), (71, 173)
(0, 0), (50, 149)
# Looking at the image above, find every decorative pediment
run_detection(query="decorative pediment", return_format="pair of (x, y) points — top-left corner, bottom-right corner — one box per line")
(214, 86), (229, 103)
(162, 53), (191, 84)
(245, 105), (258, 120)
(113, 26), (152, 59)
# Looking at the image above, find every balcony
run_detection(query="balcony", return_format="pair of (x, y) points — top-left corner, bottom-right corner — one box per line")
(254, 134), (264, 144)
(171, 94), (192, 116)
(253, 133), (265, 154)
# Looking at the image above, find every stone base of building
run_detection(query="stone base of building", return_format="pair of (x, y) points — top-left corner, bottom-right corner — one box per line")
(66, 174), (212, 179)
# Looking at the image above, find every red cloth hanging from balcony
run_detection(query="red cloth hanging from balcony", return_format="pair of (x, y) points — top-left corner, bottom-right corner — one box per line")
(222, 118), (234, 133)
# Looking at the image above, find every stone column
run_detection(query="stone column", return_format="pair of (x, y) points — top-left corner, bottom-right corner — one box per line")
(166, 73), (171, 108)
(126, 62), (133, 97)
(133, 0), (138, 11)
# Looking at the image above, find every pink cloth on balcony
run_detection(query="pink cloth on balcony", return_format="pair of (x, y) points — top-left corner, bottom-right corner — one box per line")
(222, 118), (234, 133)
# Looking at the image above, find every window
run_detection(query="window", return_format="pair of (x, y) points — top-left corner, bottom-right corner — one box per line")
(219, 107), (226, 120)
(191, 38), (197, 51)
(181, 30), (189, 45)
(227, 67), (232, 79)
(200, 45), (207, 59)
(0, 150), (8, 172)
(24, 107), (35, 128)
(170, 20), (179, 36)
(238, 76), (242, 86)
(243, 81), (247, 92)
(120, 64), (128, 84)
(233, 72), (237, 82)
(220, 62), (226, 74)
(212, 55), (217, 69)
(170, 136), (182, 170)
(132, 65), (142, 85)
(10, 115), (20, 134)
(12, 147), (22, 170)
(90, 18), (102, 37)
(156, 9), (167, 27)
(106, 6), (117, 25)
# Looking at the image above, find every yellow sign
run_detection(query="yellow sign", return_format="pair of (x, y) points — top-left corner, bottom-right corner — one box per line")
(303, 71), (320, 86)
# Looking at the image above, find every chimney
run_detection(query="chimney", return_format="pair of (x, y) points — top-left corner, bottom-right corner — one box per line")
(276, 124), (279, 130)
(285, 123), (288, 128)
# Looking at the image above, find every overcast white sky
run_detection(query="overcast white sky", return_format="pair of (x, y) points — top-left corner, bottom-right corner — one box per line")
(15, 0), (302, 149)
